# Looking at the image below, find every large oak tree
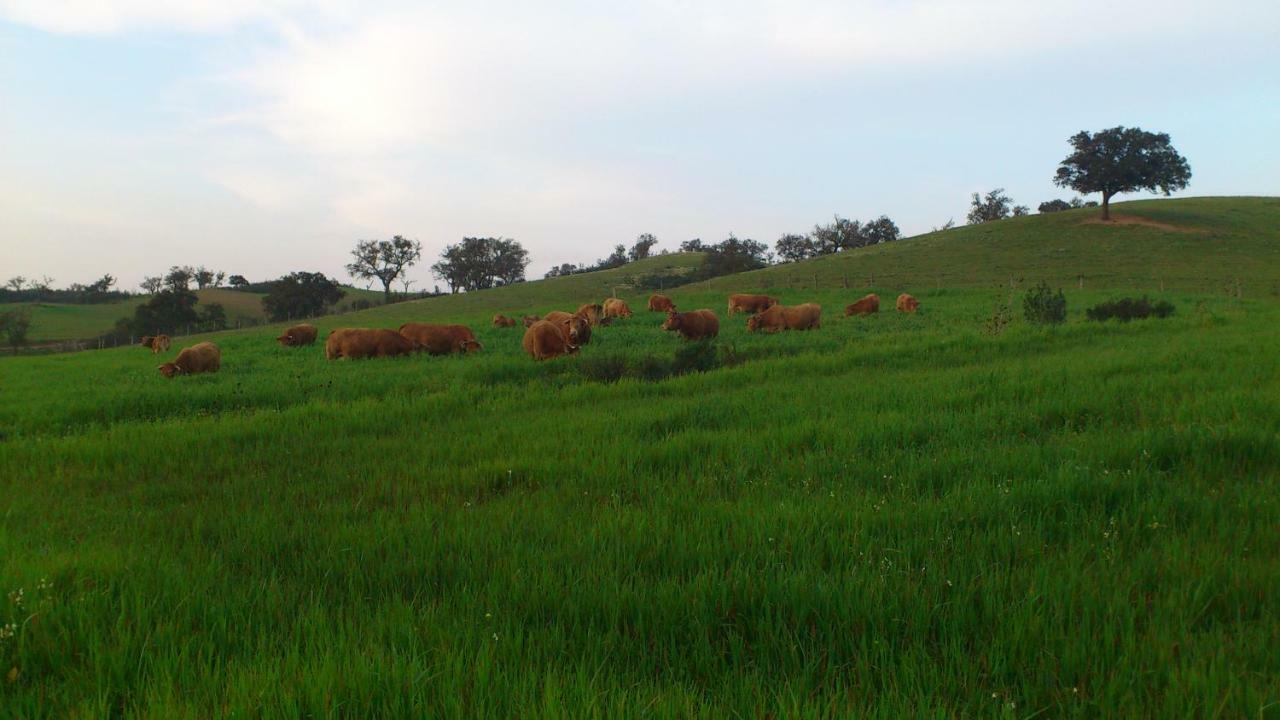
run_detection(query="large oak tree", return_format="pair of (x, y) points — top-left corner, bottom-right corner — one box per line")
(1054, 126), (1191, 221)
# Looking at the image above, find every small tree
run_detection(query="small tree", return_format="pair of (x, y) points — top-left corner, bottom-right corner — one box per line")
(214, 271), (226, 287)
(227, 275), (249, 288)
(133, 289), (200, 335)
(679, 239), (705, 252)
(164, 266), (194, 292)
(346, 236), (422, 303)
(774, 233), (816, 263)
(141, 276), (164, 294)
(87, 274), (116, 294)
(193, 267), (216, 289)
(968, 189), (1018, 224)
(198, 303), (228, 331)
(262, 272), (346, 321)
(1038, 199), (1073, 213)
(862, 215), (901, 244)
(629, 233), (658, 262)
(811, 216), (863, 254)
(0, 309), (32, 354)
(1054, 126), (1191, 221)
(5, 276), (26, 292)
(1023, 282), (1067, 325)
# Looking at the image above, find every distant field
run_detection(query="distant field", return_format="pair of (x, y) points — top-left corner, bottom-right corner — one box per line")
(2, 285), (387, 344)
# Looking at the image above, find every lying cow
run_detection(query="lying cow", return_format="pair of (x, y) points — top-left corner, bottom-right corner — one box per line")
(277, 323), (318, 347)
(602, 298), (633, 319)
(398, 323), (482, 355)
(543, 311), (592, 345)
(896, 294), (920, 313)
(844, 294), (880, 317)
(648, 294), (676, 313)
(492, 314), (517, 328)
(662, 309), (719, 341)
(325, 328), (419, 360)
(140, 334), (172, 354)
(157, 341), (220, 378)
(727, 294), (778, 315)
(746, 303), (822, 333)
(522, 320), (579, 361)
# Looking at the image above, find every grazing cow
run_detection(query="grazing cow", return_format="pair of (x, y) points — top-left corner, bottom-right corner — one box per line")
(157, 341), (220, 378)
(844, 294), (880, 317)
(727, 294), (779, 315)
(896, 294), (920, 313)
(746, 303), (822, 333)
(648, 294), (676, 313)
(522, 320), (579, 361)
(522, 315), (541, 328)
(398, 323), (483, 355)
(662, 309), (719, 341)
(492, 314), (517, 328)
(325, 328), (420, 360)
(543, 311), (592, 345)
(276, 323), (319, 347)
(575, 303), (605, 326)
(140, 334), (172, 354)
(602, 298), (633, 319)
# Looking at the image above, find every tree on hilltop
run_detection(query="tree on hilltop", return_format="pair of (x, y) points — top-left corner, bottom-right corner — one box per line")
(1054, 126), (1191, 221)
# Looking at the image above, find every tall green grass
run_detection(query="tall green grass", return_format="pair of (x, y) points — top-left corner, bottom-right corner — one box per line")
(1, 284), (1277, 716)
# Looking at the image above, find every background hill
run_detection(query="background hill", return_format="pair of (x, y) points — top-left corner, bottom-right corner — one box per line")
(704, 196), (1278, 295)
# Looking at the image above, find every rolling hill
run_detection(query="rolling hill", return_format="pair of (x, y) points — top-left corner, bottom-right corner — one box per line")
(0, 196), (1277, 716)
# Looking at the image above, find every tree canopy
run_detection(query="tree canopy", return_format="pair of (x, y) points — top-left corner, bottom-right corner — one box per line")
(1054, 126), (1191, 220)
(430, 237), (530, 293)
(262, 272), (347, 322)
(346, 236), (423, 301)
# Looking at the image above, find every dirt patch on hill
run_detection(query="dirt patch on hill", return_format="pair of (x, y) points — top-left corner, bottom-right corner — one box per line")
(1079, 215), (1207, 234)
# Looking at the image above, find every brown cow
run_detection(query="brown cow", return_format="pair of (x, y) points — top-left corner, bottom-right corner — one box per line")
(140, 334), (172, 354)
(492, 314), (517, 328)
(325, 328), (420, 360)
(157, 341), (220, 378)
(522, 315), (541, 328)
(844, 294), (880, 317)
(276, 323), (318, 347)
(648, 294), (676, 313)
(662, 309), (719, 341)
(398, 323), (483, 355)
(746, 303), (822, 333)
(727, 294), (779, 315)
(522, 320), (579, 361)
(543, 311), (592, 345)
(896, 294), (920, 313)
(575, 303), (605, 326)
(602, 298), (633, 319)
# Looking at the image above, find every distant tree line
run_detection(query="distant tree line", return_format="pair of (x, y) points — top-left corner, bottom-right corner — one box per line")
(545, 234), (661, 279)
(773, 215), (901, 263)
(1, 274), (129, 304)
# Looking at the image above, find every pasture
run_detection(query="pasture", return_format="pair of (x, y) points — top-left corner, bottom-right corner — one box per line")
(1, 281), (1277, 716)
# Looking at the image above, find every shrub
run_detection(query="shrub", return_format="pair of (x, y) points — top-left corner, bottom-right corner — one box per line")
(634, 356), (673, 382)
(1023, 282), (1067, 325)
(1086, 297), (1175, 322)
(984, 293), (1013, 335)
(672, 341), (720, 374)
(578, 355), (629, 384)
(351, 299), (375, 312)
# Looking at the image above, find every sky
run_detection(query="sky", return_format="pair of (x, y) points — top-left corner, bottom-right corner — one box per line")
(1, 1), (1277, 291)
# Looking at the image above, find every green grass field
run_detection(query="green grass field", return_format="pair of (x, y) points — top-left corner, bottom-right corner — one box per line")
(0, 198), (1277, 716)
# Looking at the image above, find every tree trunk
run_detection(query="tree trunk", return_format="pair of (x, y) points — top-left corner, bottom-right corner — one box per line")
(382, 281), (392, 304)
(1101, 192), (1112, 221)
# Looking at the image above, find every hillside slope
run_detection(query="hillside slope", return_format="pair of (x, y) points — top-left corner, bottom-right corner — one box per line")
(692, 196), (1279, 295)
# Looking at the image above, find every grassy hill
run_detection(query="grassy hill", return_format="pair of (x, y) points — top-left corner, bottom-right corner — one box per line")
(705, 196), (1279, 295)
(0, 198), (1277, 716)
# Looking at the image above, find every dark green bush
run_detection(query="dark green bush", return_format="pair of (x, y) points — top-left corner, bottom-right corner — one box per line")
(1023, 281), (1067, 325)
(578, 355), (629, 384)
(1086, 297), (1175, 322)
(672, 341), (720, 374)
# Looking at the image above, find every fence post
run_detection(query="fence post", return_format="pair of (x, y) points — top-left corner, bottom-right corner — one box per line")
(842, 274), (848, 289)
(1078, 274), (1083, 290)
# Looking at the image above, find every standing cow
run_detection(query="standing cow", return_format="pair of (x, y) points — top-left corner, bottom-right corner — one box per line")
(727, 294), (778, 315)
(157, 341), (220, 378)
(325, 328), (420, 360)
(648, 294), (676, 313)
(398, 323), (482, 355)
(662, 309), (719, 341)
(140, 334), (172, 354)
(522, 320), (579, 361)
(746, 303), (822, 333)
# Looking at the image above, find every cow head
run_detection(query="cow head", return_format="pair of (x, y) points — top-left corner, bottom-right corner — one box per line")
(661, 311), (680, 332)
(276, 333), (293, 346)
(561, 316), (589, 344)
(459, 339), (483, 353)
(746, 314), (762, 332)
(157, 362), (182, 378)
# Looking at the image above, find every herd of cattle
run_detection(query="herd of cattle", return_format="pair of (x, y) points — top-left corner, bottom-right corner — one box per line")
(147, 292), (921, 377)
